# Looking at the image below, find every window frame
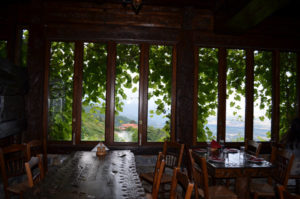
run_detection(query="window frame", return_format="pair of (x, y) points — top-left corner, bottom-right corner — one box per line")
(45, 41), (176, 147)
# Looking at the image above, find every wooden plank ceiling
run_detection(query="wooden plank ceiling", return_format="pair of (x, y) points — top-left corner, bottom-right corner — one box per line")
(1, 0), (300, 36)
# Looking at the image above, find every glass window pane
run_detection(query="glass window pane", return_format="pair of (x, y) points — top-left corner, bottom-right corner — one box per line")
(147, 45), (172, 142)
(197, 48), (218, 142)
(226, 49), (246, 142)
(81, 43), (107, 141)
(253, 51), (272, 141)
(279, 52), (297, 138)
(114, 44), (140, 142)
(21, 29), (29, 67)
(48, 42), (75, 141)
(0, 40), (7, 59)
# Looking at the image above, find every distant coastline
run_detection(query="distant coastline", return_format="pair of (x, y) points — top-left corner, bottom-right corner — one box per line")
(206, 124), (270, 141)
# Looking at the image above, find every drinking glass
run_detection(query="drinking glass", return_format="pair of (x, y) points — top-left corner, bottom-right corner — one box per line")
(220, 139), (225, 151)
(239, 146), (245, 163)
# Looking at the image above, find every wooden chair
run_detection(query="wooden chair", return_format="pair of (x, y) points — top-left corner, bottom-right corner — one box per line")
(188, 149), (238, 199)
(26, 139), (43, 159)
(250, 146), (295, 199)
(277, 184), (300, 199)
(169, 167), (194, 199)
(146, 152), (166, 199)
(25, 154), (44, 188)
(140, 141), (185, 192)
(245, 139), (262, 157)
(0, 144), (30, 199)
(26, 139), (46, 177)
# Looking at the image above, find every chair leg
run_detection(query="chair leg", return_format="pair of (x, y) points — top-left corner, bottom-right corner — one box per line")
(225, 179), (231, 187)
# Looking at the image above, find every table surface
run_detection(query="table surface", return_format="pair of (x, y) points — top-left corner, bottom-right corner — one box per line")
(207, 151), (273, 170)
(194, 149), (275, 199)
(24, 150), (146, 199)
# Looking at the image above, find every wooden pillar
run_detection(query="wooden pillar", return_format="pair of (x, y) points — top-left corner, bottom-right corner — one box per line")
(171, 46), (177, 143)
(27, 24), (46, 141)
(175, 7), (196, 147)
(245, 49), (254, 141)
(217, 48), (227, 141)
(192, 47), (199, 145)
(7, 24), (22, 65)
(105, 42), (116, 145)
(139, 44), (149, 145)
(72, 42), (83, 145)
(271, 50), (280, 143)
(42, 41), (50, 172)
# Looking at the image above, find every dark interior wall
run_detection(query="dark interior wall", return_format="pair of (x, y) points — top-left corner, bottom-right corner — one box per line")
(0, 0), (299, 149)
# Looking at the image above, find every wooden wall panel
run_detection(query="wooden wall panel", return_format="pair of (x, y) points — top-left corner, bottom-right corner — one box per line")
(45, 24), (179, 44)
(44, 2), (183, 29)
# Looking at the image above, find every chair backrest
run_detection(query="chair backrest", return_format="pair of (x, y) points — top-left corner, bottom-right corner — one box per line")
(26, 140), (43, 160)
(25, 154), (44, 188)
(170, 167), (194, 199)
(188, 149), (209, 199)
(245, 139), (262, 157)
(0, 144), (28, 189)
(270, 146), (294, 187)
(151, 152), (166, 199)
(277, 184), (300, 199)
(162, 141), (184, 169)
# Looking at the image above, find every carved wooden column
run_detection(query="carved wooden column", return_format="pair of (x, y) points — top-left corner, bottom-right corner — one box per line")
(176, 7), (196, 147)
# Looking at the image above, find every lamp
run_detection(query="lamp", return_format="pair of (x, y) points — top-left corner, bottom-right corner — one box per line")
(122, 0), (143, 14)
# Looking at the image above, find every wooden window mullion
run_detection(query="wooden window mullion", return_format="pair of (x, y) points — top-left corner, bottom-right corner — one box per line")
(139, 44), (149, 145)
(171, 45), (177, 143)
(105, 42), (116, 145)
(42, 40), (50, 172)
(297, 52), (300, 117)
(271, 50), (280, 142)
(217, 48), (227, 141)
(245, 49), (254, 141)
(192, 46), (198, 145)
(72, 41), (84, 145)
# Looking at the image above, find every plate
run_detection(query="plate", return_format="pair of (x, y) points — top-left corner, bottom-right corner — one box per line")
(193, 148), (207, 153)
(247, 157), (264, 163)
(209, 157), (225, 163)
(224, 148), (238, 153)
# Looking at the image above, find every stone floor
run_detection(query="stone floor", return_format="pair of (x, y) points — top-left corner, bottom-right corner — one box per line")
(1, 153), (298, 199)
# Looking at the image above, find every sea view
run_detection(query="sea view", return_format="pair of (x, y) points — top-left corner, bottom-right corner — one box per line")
(205, 124), (270, 142)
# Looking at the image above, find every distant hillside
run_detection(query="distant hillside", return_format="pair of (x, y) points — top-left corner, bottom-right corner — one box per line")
(82, 105), (137, 127)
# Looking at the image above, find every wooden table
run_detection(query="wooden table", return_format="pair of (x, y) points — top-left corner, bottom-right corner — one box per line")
(24, 150), (146, 199)
(203, 150), (275, 199)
